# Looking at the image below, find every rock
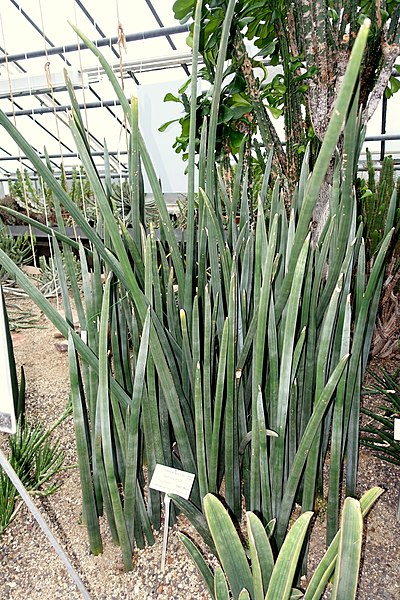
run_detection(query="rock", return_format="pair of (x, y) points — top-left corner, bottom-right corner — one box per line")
(54, 341), (68, 352)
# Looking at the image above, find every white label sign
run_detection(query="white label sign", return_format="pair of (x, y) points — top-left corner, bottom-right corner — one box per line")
(0, 289), (16, 434)
(394, 418), (400, 441)
(149, 464), (195, 500)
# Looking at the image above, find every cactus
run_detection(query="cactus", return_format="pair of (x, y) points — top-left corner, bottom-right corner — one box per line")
(0, 223), (34, 283)
(357, 151), (400, 357)
(360, 150), (399, 261)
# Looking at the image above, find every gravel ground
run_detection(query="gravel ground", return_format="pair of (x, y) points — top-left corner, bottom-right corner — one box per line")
(0, 295), (399, 599)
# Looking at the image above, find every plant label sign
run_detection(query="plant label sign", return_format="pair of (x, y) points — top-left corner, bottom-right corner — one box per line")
(0, 289), (16, 434)
(149, 464), (195, 500)
(149, 464), (196, 572)
(394, 418), (400, 441)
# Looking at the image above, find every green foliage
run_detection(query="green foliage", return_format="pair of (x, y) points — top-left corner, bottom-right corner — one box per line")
(0, 223), (33, 282)
(385, 73), (400, 99)
(0, 292), (70, 535)
(110, 180), (162, 227)
(32, 253), (82, 297)
(0, 470), (17, 535)
(66, 165), (95, 207)
(7, 165), (96, 226)
(5, 303), (42, 332)
(0, 411), (70, 535)
(161, 74), (254, 160)
(361, 368), (400, 467)
(0, 17), (390, 575)
(180, 489), (382, 600)
(169, 0), (400, 193)
(357, 149), (400, 261)
(9, 168), (53, 219)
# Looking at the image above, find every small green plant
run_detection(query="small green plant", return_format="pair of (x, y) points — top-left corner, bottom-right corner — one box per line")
(361, 368), (400, 467)
(110, 180), (164, 228)
(179, 489), (383, 600)
(361, 368), (400, 520)
(0, 409), (71, 535)
(8, 408), (70, 493)
(0, 223), (33, 282)
(5, 303), (42, 332)
(32, 253), (82, 297)
(357, 150), (400, 262)
(0, 471), (17, 534)
(9, 168), (53, 220)
(0, 285), (71, 535)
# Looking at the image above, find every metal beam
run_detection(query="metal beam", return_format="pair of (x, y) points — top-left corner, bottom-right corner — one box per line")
(84, 52), (200, 79)
(363, 133), (400, 142)
(0, 25), (189, 65)
(2, 171), (128, 182)
(143, 0), (190, 76)
(5, 0), (124, 172)
(4, 99), (121, 117)
(0, 150), (128, 161)
(1, 134), (400, 164)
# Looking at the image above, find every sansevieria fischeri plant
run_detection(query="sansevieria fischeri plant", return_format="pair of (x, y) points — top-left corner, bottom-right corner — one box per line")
(0, 5), (392, 576)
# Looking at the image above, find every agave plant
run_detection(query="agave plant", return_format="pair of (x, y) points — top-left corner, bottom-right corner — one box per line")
(0, 10), (391, 574)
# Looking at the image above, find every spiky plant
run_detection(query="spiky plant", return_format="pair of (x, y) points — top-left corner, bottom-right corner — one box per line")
(361, 368), (400, 467)
(0, 410), (71, 535)
(357, 150), (400, 357)
(0, 15), (391, 574)
(0, 223), (33, 282)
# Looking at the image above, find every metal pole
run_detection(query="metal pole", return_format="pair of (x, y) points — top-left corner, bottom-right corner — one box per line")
(0, 150), (128, 161)
(5, 100), (122, 117)
(380, 95), (388, 162)
(0, 25), (189, 65)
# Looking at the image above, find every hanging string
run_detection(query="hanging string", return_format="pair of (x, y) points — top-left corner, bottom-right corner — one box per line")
(117, 24), (126, 91)
(0, 7), (37, 269)
(115, 8), (129, 129)
(72, 0), (90, 140)
(72, 0), (96, 223)
(38, 0), (70, 308)
(38, 0), (66, 178)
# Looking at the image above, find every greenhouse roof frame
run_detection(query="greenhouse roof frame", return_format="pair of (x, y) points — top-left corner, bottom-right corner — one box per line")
(0, 0), (195, 185)
(0, 0), (399, 193)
